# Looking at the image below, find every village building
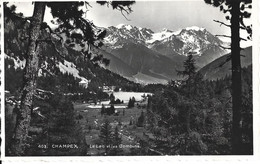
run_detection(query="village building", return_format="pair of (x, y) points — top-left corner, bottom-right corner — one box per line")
(79, 79), (89, 88)
(102, 86), (116, 92)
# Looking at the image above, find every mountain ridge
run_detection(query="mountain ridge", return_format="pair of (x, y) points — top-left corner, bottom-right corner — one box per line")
(101, 24), (228, 83)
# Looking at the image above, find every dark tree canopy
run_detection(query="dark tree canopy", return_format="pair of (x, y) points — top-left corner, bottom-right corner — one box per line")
(99, 119), (113, 154)
(177, 54), (196, 79)
(97, 1), (135, 19)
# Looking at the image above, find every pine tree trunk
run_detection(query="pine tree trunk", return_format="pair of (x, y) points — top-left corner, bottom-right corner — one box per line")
(186, 78), (191, 133)
(230, 1), (242, 155)
(9, 2), (46, 155)
(186, 108), (191, 133)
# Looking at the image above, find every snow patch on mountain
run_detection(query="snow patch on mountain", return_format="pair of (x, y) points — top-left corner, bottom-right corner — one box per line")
(172, 29), (182, 35)
(146, 29), (174, 44)
(6, 52), (90, 83)
(116, 24), (133, 31)
(186, 26), (205, 31)
(146, 27), (203, 44)
(58, 60), (89, 82)
(125, 25), (133, 31)
(179, 31), (197, 43)
(104, 35), (118, 45)
(116, 24), (125, 29)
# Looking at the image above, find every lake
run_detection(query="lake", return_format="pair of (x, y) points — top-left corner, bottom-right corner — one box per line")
(86, 91), (151, 109)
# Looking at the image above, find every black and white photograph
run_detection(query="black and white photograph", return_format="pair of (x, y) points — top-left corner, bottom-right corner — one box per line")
(3, 0), (255, 158)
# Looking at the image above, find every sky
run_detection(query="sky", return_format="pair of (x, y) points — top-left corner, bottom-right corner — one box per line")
(11, 1), (231, 34)
(10, 0), (252, 47)
(87, 0), (230, 35)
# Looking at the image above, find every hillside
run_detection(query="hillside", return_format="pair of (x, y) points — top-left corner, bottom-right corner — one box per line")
(199, 46), (252, 80)
(4, 14), (142, 96)
(109, 42), (182, 83)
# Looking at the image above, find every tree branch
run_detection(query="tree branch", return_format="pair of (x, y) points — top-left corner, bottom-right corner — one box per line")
(239, 26), (246, 30)
(216, 34), (231, 38)
(116, 6), (131, 21)
(219, 45), (231, 50)
(213, 19), (231, 28)
(44, 24), (63, 41)
(240, 37), (247, 41)
(215, 35), (248, 42)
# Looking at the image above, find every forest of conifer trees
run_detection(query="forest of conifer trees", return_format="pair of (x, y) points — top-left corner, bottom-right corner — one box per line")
(2, 0), (254, 157)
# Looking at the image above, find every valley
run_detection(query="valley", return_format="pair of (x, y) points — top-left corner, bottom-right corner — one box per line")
(4, 2), (253, 156)
(101, 24), (228, 84)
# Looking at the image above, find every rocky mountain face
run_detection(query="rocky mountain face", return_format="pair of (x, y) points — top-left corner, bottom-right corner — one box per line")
(101, 24), (228, 83)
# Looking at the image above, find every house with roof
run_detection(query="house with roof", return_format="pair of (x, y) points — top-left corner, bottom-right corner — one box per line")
(79, 79), (89, 88)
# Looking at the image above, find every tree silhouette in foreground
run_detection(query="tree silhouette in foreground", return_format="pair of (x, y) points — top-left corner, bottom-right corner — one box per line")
(177, 54), (196, 132)
(204, 0), (252, 154)
(111, 126), (122, 155)
(99, 119), (113, 155)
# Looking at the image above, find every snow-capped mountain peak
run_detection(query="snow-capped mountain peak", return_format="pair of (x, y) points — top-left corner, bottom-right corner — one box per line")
(116, 24), (134, 31)
(172, 29), (182, 35)
(185, 26), (205, 31)
(107, 24), (212, 46)
(116, 23), (125, 28)
(104, 24), (225, 59)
